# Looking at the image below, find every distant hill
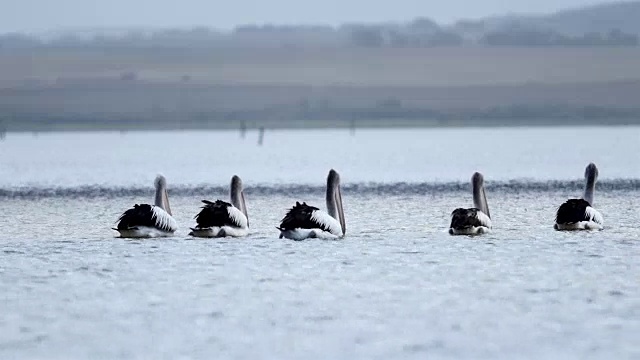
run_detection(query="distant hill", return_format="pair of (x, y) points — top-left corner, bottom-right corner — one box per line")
(480, 1), (640, 36)
(2, 1), (640, 49)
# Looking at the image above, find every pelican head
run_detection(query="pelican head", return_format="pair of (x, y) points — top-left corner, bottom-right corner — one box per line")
(583, 163), (599, 205)
(585, 163), (599, 182)
(230, 175), (248, 223)
(472, 172), (484, 187)
(154, 174), (172, 215)
(154, 174), (166, 189)
(471, 171), (490, 218)
(326, 169), (346, 235)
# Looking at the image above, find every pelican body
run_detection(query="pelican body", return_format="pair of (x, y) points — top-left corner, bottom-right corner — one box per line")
(555, 163), (604, 231)
(114, 175), (177, 238)
(278, 169), (346, 240)
(449, 172), (492, 235)
(190, 175), (249, 238)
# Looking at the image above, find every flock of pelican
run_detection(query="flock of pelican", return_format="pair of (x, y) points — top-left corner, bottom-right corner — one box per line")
(113, 163), (604, 239)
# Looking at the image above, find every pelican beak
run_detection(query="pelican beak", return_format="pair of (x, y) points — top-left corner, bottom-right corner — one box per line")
(241, 190), (248, 227)
(163, 188), (172, 216)
(335, 186), (345, 236)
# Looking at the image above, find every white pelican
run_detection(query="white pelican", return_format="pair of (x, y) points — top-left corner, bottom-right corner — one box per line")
(554, 163), (604, 231)
(189, 175), (249, 238)
(449, 172), (492, 235)
(114, 175), (177, 238)
(278, 169), (346, 240)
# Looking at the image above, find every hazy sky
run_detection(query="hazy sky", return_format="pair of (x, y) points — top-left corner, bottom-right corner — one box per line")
(2, 0), (621, 33)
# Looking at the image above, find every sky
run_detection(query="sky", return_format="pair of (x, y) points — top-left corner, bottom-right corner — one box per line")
(1, 0), (623, 33)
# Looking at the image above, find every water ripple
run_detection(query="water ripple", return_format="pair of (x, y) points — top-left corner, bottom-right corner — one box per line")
(1, 179), (638, 199)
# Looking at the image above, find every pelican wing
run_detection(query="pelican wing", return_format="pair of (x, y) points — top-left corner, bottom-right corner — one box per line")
(556, 199), (595, 224)
(116, 204), (177, 232)
(475, 210), (492, 228)
(450, 208), (491, 230)
(585, 206), (604, 226)
(279, 202), (320, 230)
(194, 200), (248, 229)
(279, 202), (343, 236)
(310, 209), (343, 236)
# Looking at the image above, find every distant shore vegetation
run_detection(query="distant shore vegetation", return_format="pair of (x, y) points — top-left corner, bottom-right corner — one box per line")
(1, 23), (637, 50)
(3, 2), (640, 50)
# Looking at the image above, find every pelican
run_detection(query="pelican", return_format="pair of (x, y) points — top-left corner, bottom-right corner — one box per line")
(449, 172), (492, 235)
(554, 163), (604, 231)
(278, 169), (346, 240)
(189, 175), (249, 238)
(114, 175), (177, 238)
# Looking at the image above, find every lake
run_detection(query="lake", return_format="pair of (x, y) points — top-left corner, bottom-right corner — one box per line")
(0, 127), (639, 359)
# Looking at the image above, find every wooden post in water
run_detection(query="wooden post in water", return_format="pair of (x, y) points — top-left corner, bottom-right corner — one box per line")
(240, 121), (247, 139)
(0, 120), (5, 140)
(257, 127), (265, 146)
(350, 119), (356, 136)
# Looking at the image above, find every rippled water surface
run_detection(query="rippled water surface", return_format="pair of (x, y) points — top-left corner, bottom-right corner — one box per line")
(1, 127), (639, 359)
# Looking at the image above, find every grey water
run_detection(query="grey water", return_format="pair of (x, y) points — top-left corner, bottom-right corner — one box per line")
(0, 127), (639, 359)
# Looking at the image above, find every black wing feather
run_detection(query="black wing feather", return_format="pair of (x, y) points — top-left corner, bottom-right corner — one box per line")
(278, 202), (329, 232)
(193, 200), (240, 228)
(449, 208), (483, 230)
(116, 204), (172, 231)
(555, 199), (590, 224)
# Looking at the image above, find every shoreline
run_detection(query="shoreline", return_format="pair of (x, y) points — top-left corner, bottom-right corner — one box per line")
(2, 117), (639, 134)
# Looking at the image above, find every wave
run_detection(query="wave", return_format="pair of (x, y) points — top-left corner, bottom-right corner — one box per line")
(0, 179), (638, 199)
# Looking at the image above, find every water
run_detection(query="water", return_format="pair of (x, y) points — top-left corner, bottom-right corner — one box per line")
(1, 127), (639, 359)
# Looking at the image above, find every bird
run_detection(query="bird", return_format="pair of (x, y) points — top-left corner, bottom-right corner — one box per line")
(278, 169), (346, 240)
(449, 172), (492, 235)
(113, 174), (177, 238)
(189, 175), (249, 238)
(554, 163), (604, 231)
